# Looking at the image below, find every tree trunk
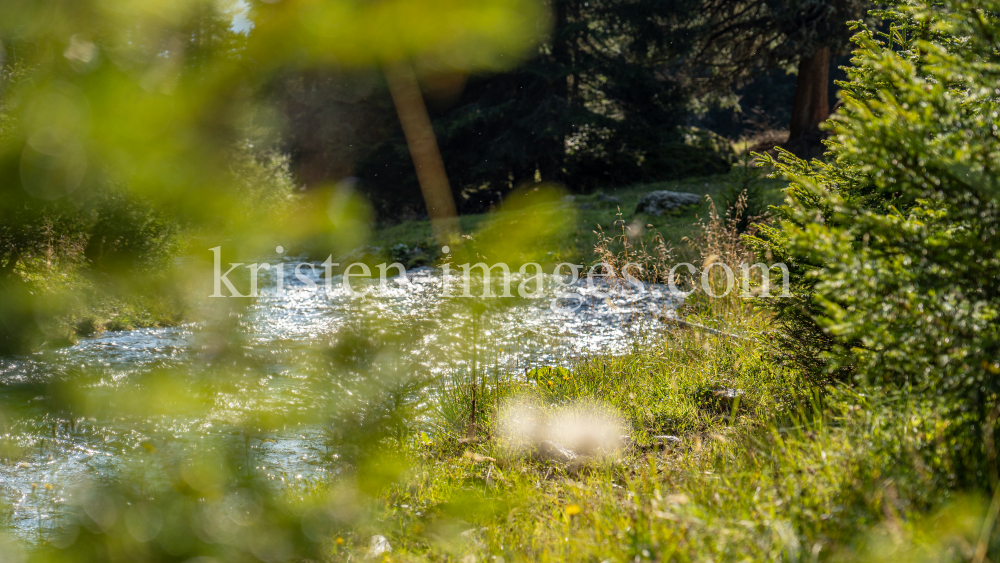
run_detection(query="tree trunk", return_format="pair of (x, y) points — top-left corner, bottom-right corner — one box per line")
(785, 45), (831, 157)
(384, 62), (460, 244)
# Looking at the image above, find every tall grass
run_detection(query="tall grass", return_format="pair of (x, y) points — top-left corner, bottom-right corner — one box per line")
(431, 191), (789, 444)
(354, 196), (999, 562)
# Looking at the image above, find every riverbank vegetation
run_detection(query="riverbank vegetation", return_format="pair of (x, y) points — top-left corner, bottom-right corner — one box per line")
(1, 0), (999, 562)
(362, 167), (786, 269)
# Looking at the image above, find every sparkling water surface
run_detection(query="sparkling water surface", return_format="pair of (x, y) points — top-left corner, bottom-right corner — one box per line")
(0, 261), (682, 537)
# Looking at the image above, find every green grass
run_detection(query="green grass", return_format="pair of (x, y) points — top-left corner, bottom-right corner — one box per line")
(316, 323), (989, 563)
(301, 177), (996, 561)
(363, 173), (786, 267)
(431, 315), (793, 443)
(16, 263), (187, 348)
(311, 312), (985, 563)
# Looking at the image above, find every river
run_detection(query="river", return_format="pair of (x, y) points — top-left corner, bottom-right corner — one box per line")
(0, 260), (681, 539)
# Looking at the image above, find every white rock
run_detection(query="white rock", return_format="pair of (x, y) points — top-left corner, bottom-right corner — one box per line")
(635, 191), (702, 217)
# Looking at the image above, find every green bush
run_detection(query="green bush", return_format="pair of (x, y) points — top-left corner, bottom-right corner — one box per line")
(749, 0), (1000, 483)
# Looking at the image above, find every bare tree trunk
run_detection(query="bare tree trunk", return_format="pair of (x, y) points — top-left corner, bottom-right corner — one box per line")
(785, 45), (831, 157)
(384, 62), (460, 244)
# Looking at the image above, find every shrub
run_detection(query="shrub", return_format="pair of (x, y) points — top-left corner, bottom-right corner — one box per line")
(748, 0), (1000, 483)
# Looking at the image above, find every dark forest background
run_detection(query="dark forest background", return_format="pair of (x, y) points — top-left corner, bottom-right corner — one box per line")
(272, 0), (867, 221)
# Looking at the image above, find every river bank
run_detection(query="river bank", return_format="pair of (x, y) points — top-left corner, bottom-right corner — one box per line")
(303, 172), (786, 271)
(3, 169), (976, 563)
(37, 172), (781, 348)
(0, 179), (988, 562)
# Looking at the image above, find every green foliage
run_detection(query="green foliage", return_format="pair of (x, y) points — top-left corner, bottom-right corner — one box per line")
(83, 190), (178, 273)
(5, 0), (1000, 561)
(0, 7), (309, 352)
(29, 452), (326, 563)
(749, 0), (1000, 479)
(362, 173), (787, 270)
(374, 332), (997, 562)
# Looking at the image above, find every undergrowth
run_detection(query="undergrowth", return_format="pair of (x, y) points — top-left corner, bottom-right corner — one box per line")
(317, 190), (999, 562)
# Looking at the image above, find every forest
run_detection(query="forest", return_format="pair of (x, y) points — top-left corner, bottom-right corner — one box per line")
(0, 0), (998, 562)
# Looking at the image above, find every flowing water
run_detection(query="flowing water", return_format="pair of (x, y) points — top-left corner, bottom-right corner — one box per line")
(0, 261), (682, 538)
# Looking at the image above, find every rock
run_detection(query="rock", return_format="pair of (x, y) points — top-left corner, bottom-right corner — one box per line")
(74, 318), (101, 337)
(635, 191), (702, 217)
(596, 193), (622, 205)
(368, 535), (391, 558)
(537, 440), (576, 462)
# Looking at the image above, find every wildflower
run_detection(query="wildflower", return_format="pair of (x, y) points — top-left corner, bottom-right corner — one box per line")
(565, 504), (582, 516)
(335, 537), (345, 546)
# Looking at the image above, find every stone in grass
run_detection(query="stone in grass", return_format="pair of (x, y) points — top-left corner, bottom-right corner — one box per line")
(635, 191), (702, 217)
(567, 455), (595, 477)
(74, 318), (101, 337)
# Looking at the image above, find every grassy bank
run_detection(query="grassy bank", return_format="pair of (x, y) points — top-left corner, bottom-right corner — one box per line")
(311, 308), (976, 563)
(303, 186), (993, 562)
(304, 329), (986, 563)
(3, 264), (187, 351)
(352, 171), (786, 268)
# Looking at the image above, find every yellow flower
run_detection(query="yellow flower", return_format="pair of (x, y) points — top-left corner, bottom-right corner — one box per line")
(565, 503), (582, 516)
(547, 380), (554, 386)
(335, 537), (344, 546)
